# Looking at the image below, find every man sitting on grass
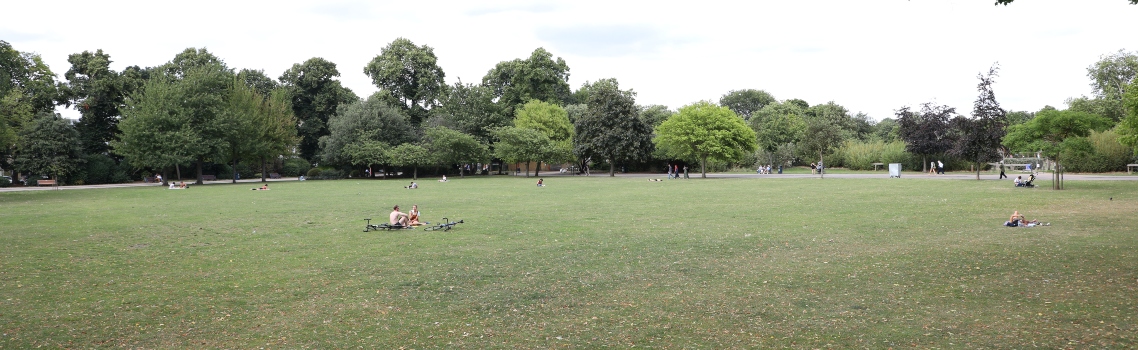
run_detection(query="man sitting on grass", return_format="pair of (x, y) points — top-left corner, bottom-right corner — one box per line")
(390, 205), (409, 227)
(405, 181), (418, 189)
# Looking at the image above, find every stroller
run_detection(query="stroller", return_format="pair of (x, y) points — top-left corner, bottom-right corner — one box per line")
(1017, 173), (1036, 188)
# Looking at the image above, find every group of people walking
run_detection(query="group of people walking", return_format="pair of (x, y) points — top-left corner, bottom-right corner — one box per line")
(929, 160), (945, 175)
(667, 164), (688, 179)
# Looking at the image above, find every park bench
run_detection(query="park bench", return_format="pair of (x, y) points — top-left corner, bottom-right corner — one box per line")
(38, 179), (57, 186)
(201, 175), (217, 181)
(1128, 164), (1138, 174)
(269, 173), (282, 179)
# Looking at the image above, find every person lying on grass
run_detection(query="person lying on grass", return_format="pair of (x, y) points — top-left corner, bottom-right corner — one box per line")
(1005, 210), (1048, 227)
(251, 184), (269, 190)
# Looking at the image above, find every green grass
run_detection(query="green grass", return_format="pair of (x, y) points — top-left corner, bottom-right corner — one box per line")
(2, 176), (1136, 348)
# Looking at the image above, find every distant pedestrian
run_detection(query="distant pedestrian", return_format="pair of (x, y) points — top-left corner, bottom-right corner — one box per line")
(667, 164), (674, 179)
(999, 162), (1007, 179)
(683, 166), (689, 178)
(937, 160), (944, 174)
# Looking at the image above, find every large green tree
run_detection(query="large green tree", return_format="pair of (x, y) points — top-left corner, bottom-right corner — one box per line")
(514, 100), (573, 176)
(60, 49), (141, 155)
(364, 38), (446, 127)
(949, 66), (1007, 180)
(482, 48), (571, 115)
(798, 118), (844, 179)
(424, 126), (489, 178)
(114, 72), (195, 183)
(319, 94), (414, 166)
(429, 80), (508, 144)
(221, 80), (299, 183)
(719, 89), (776, 121)
(1084, 49), (1138, 121)
(639, 104), (674, 128)
(573, 79), (654, 176)
(387, 143), (432, 179)
(1, 40), (59, 173)
(654, 101), (757, 178)
(750, 106), (806, 167)
(13, 112), (84, 185)
(493, 126), (554, 177)
(896, 103), (956, 172)
(1004, 109), (1113, 189)
(279, 57), (358, 161)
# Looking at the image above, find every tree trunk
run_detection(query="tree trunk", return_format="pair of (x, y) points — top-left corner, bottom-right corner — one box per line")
(922, 155), (927, 173)
(524, 162), (529, 177)
(609, 159), (615, 177)
(700, 155), (708, 178)
(195, 156), (204, 185)
(975, 161), (981, 180)
(231, 151), (239, 184)
(819, 151), (824, 179)
(261, 157), (267, 182)
(535, 161), (542, 177)
(413, 166), (418, 180)
(176, 164), (182, 181)
(162, 168), (169, 186)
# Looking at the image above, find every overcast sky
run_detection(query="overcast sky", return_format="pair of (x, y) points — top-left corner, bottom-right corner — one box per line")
(3, 0), (1135, 121)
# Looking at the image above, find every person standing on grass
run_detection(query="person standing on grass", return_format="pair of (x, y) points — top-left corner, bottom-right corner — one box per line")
(999, 162), (1007, 179)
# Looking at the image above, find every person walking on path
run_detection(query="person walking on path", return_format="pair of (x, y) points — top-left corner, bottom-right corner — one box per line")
(999, 162), (1007, 179)
(683, 166), (689, 179)
(667, 164), (674, 179)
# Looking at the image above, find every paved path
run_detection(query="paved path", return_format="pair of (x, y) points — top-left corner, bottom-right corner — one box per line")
(0, 177), (298, 192)
(2, 172), (1134, 192)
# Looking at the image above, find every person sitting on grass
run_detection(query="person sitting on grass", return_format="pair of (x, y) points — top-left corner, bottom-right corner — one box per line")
(408, 204), (422, 226)
(179, 182), (188, 189)
(390, 205), (409, 227)
(405, 181), (418, 189)
(438, 175), (447, 182)
(537, 178), (545, 187)
(1005, 210), (1047, 227)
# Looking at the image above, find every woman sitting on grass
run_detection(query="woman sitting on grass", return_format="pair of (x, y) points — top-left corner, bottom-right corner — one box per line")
(408, 204), (422, 226)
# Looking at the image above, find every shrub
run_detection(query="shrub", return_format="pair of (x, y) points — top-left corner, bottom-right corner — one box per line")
(0, 176), (10, 187)
(282, 158), (311, 177)
(306, 167), (323, 178)
(1062, 130), (1134, 172)
(836, 140), (915, 170)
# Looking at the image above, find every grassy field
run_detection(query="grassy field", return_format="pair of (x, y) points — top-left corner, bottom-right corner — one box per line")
(2, 175), (1136, 348)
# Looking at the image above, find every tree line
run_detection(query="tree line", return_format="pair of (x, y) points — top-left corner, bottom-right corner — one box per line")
(2, 39), (1137, 188)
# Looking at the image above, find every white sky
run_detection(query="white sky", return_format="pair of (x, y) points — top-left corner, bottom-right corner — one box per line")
(3, 0), (1135, 121)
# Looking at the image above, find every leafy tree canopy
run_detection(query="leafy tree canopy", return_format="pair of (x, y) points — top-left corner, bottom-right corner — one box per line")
(482, 48), (571, 115)
(428, 80), (508, 144)
(573, 79), (653, 176)
(654, 101), (756, 178)
(364, 38), (446, 126)
(319, 94), (413, 166)
(279, 57), (359, 161)
(719, 89), (776, 120)
(14, 112), (84, 181)
(638, 104), (674, 128)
